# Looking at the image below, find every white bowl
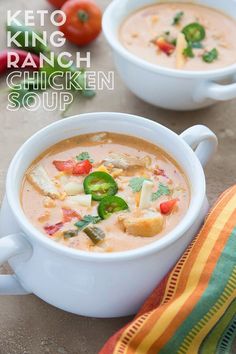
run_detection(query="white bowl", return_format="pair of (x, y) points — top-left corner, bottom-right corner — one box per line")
(0, 113), (217, 317)
(102, 0), (236, 110)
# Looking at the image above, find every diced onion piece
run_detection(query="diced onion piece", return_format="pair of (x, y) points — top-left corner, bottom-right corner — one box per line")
(55, 172), (69, 185)
(139, 180), (154, 209)
(27, 164), (60, 199)
(176, 32), (188, 69)
(64, 182), (84, 196)
(65, 195), (92, 208)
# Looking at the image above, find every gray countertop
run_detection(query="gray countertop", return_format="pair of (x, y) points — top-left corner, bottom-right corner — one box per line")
(0, 0), (235, 353)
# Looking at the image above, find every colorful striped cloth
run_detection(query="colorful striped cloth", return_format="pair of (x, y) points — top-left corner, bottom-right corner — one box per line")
(100, 185), (236, 354)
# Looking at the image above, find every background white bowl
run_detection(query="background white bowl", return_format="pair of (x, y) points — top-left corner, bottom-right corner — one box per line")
(103, 0), (236, 110)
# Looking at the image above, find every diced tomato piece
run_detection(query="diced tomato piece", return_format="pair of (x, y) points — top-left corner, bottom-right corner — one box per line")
(53, 159), (92, 175)
(160, 199), (178, 215)
(154, 168), (166, 177)
(73, 160), (92, 175)
(155, 37), (175, 55)
(62, 208), (81, 223)
(44, 222), (63, 236)
(53, 160), (75, 173)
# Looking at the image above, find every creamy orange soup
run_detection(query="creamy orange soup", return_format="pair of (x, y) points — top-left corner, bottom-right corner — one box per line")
(120, 2), (236, 70)
(21, 132), (190, 253)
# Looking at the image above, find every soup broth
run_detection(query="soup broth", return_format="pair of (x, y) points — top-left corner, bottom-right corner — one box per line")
(120, 2), (236, 70)
(21, 132), (190, 253)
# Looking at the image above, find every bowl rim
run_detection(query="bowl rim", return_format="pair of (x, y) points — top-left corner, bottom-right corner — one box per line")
(102, 0), (236, 79)
(6, 112), (206, 262)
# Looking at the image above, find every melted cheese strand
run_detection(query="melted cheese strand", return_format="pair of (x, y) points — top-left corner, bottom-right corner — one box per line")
(176, 32), (188, 69)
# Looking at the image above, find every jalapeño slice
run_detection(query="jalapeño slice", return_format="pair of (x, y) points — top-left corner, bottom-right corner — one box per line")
(98, 196), (128, 220)
(83, 171), (118, 201)
(182, 23), (205, 43)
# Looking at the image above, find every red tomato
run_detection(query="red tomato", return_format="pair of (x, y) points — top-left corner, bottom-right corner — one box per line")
(53, 159), (92, 175)
(58, 0), (102, 46)
(160, 199), (178, 215)
(156, 37), (175, 56)
(154, 168), (166, 177)
(44, 222), (63, 236)
(53, 160), (75, 173)
(73, 160), (92, 175)
(47, 0), (67, 8)
(62, 208), (81, 222)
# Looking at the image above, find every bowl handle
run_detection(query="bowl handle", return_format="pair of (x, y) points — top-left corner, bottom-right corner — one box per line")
(194, 79), (236, 102)
(0, 233), (32, 295)
(180, 125), (218, 168)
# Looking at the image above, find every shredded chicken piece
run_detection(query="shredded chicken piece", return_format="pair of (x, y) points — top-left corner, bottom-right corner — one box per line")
(27, 165), (60, 199)
(119, 210), (164, 237)
(111, 168), (123, 178)
(104, 153), (151, 169)
(90, 133), (107, 142)
(219, 42), (229, 49)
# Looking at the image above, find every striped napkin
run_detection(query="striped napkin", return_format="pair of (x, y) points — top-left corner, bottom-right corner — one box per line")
(100, 185), (236, 354)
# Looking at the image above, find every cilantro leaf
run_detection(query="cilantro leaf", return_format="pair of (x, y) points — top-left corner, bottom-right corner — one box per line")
(76, 152), (94, 163)
(202, 48), (218, 63)
(129, 177), (151, 193)
(172, 11), (184, 25)
(183, 45), (194, 58)
(152, 183), (171, 201)
(170, 38), (177, 46)
(75, 215), (101, 230)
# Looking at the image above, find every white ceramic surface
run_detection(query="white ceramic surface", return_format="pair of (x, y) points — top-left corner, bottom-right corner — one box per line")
(102, 0), (236, 110)
(0, 113), (217, 317)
